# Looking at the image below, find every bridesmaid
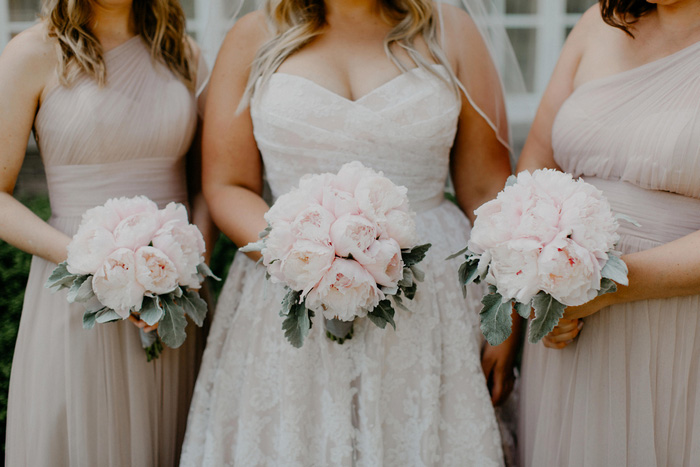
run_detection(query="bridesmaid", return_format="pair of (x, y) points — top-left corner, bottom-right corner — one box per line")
(0, 0), (210, 464)
(517, 0), (700, 465)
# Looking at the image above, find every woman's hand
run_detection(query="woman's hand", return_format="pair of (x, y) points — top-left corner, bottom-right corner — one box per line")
(481, 340), (517, 406)
(128, 313), (159, 333)
(481, 312), (523, 405)
(543, 318), (583, 349)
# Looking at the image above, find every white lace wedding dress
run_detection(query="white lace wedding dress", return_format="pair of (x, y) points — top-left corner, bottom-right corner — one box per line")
(180, 65), (504, 466)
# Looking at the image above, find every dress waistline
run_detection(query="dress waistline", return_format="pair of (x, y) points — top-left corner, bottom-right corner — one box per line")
(45, 158), (188, 218)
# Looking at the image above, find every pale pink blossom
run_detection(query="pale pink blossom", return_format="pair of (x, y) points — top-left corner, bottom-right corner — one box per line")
(113, 212), (160, 250)
(291, 205), (335, 245)
(358, 239), (404, 288)
(306, 258), (384, 321)
(92, 248), (145, 318)
(334, 161), (378, 193)
(280, 240), (336, 294)
(355, 175), (409, 224)
(158, 202), (189, 228)
(152, 222), (206, 288)
(103, 196), (158, 220)
(134, 246), (179, 295)
(66, 227), (118, 275)
(329, 214), (379, 263)
(538, 236), (602, 306)
(382, 209), (418, 249)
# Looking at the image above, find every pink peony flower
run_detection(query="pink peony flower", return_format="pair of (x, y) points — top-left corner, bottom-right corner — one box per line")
(291, 205), (335, 245)
(280, 240), (335, 295)
(92, 248), (145, 318)
(305, 258), (384, 321)
(485, 244), (541, 305)
(158, 202), (189, 228)
(355, 175), (409, 225)
(66, 227), (118, 275)
(334, 161), (379, 193)
(79, 204), (121, 232)
(103, 196), (158, 220)
(261, 221), (296, 283)
(298, 173), (336, 204)
(537, 236), (602, 306)
(382, 209), (418, 249)
(265, 189), (314, 226)
(152, 221), (206, 288)
(134, 246), (179, 295)
(113, 212), (160, 250)
(358, 238), (404, 288)
(329, 214), (379, 263)
(321, 186), (360, 218)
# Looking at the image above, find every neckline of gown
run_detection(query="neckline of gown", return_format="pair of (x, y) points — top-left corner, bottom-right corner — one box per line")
(569, 39), (700, 99)
(268, 64), (447, 104)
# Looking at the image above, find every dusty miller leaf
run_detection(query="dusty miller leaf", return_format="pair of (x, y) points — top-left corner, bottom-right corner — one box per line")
(139, 296), (165, 326)
(402, 243), (431, 267)
(367, 299), (396, 330)
(479, 292), (513, 346)
(445, 246), (469, 261)
(601, 254), (629, 286)
(528, 292), (566, 343)
(45, 262), (80, 291)
(67, 275), (94, 303)
(282, 302), (313, 348)
(158, 295), (188, 348)
(597, 278), (618, 296)
(180, 289), (208, 327)
(514, 300), (532, 319)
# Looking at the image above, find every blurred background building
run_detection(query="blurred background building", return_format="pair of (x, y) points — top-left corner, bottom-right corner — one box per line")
(0, 0), (596, 197)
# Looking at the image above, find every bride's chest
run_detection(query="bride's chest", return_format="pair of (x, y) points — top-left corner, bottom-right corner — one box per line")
(250, 66), (460, 143)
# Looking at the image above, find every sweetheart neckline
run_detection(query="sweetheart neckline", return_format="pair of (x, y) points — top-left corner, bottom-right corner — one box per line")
(269, 64), (447, 104)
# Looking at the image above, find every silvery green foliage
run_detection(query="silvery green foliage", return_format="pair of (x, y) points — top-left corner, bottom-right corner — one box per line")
(455, 248), (629, 345)
(278, 243), (432, 348)
(46, 260), (216, 361)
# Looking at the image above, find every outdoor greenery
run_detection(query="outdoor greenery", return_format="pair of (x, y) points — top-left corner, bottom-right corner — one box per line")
(0, 195), (236, 455)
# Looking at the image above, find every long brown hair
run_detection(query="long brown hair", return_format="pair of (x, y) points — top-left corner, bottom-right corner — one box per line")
(240, 0), (458, 109)
(600, 0), (656, 36)
(42, 0), (195, 89)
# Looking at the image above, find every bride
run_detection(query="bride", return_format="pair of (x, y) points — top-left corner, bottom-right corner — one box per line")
(182, 0), (521, 464)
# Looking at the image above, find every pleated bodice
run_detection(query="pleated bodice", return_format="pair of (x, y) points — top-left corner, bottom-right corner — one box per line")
(251, 65), (460, 213)
(34, 36), (198, 226)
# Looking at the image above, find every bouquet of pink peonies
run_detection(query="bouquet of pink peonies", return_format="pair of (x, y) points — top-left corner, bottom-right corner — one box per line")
(242, 161), (430, 348)
(46, 196), (217, 360)
(453, 169), (632, 345)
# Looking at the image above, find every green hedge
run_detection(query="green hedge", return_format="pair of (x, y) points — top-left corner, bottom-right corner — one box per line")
(0, 196), (236, 455)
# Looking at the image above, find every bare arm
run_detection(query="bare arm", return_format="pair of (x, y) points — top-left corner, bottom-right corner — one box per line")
(443, 6), (512, 224)
(201, 13), (271, 261)
(0, 26), (72, 264)
(443, 6), (520, 404)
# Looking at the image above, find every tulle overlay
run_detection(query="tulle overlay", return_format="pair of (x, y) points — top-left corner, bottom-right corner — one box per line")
(519, 41), (700, 467)
(5, 37), (206, 466)
(180, 67), (505, 465)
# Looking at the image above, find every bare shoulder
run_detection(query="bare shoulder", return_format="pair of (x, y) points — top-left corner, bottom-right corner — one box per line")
(219, 10), (271, 63)
(1, 22), (56, 76)
(438, 3), (480, 47)
(437, 3), (492, 73)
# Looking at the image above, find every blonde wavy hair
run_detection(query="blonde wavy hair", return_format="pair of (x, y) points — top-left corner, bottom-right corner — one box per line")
(42, 0), (195, 89)
(241, 0), (459, 108)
